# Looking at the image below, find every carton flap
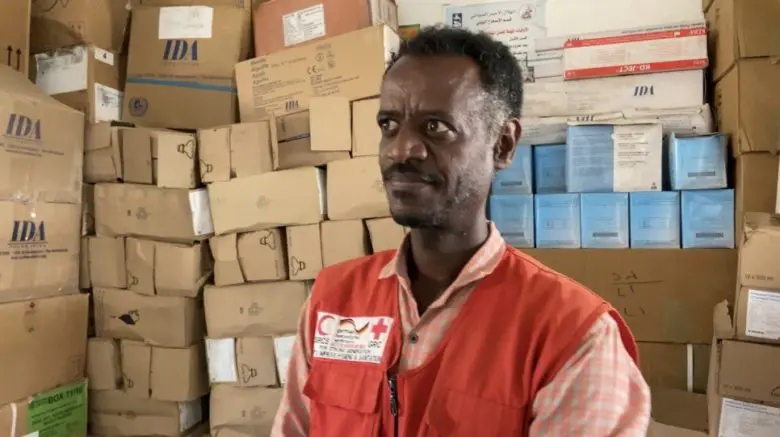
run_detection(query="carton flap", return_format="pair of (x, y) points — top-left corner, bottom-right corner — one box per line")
(0, 65), (82, 115)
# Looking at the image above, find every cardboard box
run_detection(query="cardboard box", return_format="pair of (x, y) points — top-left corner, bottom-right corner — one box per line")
(734, 154), (780, 231)
(534, 194), (581, 249)
(210, 229), (287, 286)
(566, 122), (663, 193)
(0, 65), (84, 204)
(715, 58), (780, 156)
(210, 386), (282, 433)
(352, 97), (381, 156)
(236, 25), (399, 120)
(87, 235), (126, 289)
(94, 183), (214, 243)
(0, 0), (31, 75)
(327, 157), (390, 220)
(629, 192), (681, 249)
(321, 220), (370, 267)
(89, 390), (204, 437)
(706, 0), (780, 81)
(365, 217), (406, 253)
(738, 212), (780, 290)
(31, 0), (129, 53)
(489, 194), (535, 249)
(668, 133), (728, 191)
(650, 388), (708, 433)
(122, 129), (200, 189)
(638, 343), (709, 393)
(129, 0), (251, 9)
(0, 294), (88, 406)
(33, 45), (123, 123)
(125, 238), (212, 298)
(533, 144), (566, 194)
(93, 287), (205, 347)
(286, 223), (323, 281)
(208, 167), (326, 235)
(84, 121), (133, 183)
(253, 0), (397, 56)
(198, 121), (275, 184)
(309, 96), (352, 152)
(204, 281), (307, 337)
(580, 193), (629, 249)
(0, 380), (87, 437)
(274, 110), (350, 170)
(647, 420), (706, 437)
(521, 248), (736, 343)
(120, 341), (209, 402)
(562, 22), (708, 80)
(0, 201), (81, 303)
(205, 337), (278, 387)
(523, 70), (704, 117)
(492, 147), (532, 195)
(87, 338), (122, 391)
(123, 6), (251, 129)
(680, 189), (735, 249)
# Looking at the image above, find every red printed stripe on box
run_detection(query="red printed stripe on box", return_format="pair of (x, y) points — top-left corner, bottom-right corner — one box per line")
(564, 59), (709, 80)
(563, 26), (707, 49)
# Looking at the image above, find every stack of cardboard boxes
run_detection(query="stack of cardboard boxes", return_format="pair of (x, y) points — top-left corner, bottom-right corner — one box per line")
(706, 212), (780, 436)
(0, 2), (89, 436)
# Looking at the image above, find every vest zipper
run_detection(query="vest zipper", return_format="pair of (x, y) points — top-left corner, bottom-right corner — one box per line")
(388, 374), (399, 437)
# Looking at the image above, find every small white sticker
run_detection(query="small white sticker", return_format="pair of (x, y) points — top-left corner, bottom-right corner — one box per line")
(273, 335), (296, 385)
(94, 83), (122, 122)
(93, 47), (115, 66)
(312, 312), (393, 364)
(282, 4), (326, 47)
(718, 398), (780, 437)
(178, 399), (203, 432)
(189, 189), (214, 236)
(159, 6), (214, 40)
(205, 338), (239, 384)
(745, 289), (780, 340)
(34, 46), (88, 95)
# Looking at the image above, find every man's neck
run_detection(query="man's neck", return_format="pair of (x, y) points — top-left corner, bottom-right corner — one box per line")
(407, 218), (490, 286)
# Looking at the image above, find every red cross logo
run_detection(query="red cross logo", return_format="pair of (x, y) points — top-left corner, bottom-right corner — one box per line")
(370, 319), (390, 340)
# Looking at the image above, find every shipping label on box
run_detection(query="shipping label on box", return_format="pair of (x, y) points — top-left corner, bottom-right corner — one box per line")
(93, 287), (205, 347)
(236, 25), (399, 120)
(563, 22), (708, 80)
(0, 380), (87, 437)
(205, 337), (278, 387)
(34, 44), (123, 123)
(735, 287), (780, 344)
(204, 281), (307, 337)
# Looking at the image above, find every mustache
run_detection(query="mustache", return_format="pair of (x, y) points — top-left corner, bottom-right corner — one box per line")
(382, 163), (445, 186)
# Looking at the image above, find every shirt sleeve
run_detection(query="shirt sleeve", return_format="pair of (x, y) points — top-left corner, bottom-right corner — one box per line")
(529, 313), (651, 437)
(270, 294), (313, 437)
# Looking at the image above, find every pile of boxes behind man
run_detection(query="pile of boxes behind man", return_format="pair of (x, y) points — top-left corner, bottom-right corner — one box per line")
(26, 0), (403, 436)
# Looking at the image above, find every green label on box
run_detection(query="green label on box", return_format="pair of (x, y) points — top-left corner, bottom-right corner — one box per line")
(27, 380), (87, 437)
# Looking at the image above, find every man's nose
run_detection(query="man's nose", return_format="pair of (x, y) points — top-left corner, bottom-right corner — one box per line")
(385, 126), (427, 163)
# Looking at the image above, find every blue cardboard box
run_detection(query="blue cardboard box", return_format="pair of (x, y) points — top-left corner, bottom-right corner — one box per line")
(681, 189), (735, 248)
(580, 193), (629, 248)
(534, 193), (581, 248)
(533, 144), (566, 194)
(668, 133), (728, 190)
(629, 192), (681, 248)
(492, 146), (532, 195)
(489, 194), (534, 248)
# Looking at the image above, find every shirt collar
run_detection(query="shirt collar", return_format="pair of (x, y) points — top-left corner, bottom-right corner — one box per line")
(378, 222), (507, 289)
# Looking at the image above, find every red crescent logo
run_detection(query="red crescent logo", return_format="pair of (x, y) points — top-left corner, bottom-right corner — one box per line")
(317, 315), (335, 336)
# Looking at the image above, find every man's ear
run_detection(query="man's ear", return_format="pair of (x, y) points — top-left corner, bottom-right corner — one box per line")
(494, 118), (522, 170)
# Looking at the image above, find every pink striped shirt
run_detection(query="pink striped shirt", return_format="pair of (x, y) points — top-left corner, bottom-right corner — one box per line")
(272, 224), (651, 436)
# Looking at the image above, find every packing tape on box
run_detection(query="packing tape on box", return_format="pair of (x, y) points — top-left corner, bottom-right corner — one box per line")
(686, 343), (693, 393)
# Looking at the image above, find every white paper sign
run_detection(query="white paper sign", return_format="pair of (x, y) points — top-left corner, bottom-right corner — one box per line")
(273, 335), (296, 385)
(745, 289), (780, 340)
(94, 83), (122, 122)
(205, 338), (238, 384)
(159, 6), (214, 40)
(34, 46), (88, 95)
(283, 4), (326, 47)
(718, 398), (780, 437)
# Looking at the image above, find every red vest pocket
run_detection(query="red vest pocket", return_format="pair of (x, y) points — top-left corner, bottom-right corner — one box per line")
(423, 389), (526, 437)
(303, 361), (384, 437)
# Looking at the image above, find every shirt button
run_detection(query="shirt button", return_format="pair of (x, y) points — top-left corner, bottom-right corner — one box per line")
(408, 333), (419, 344)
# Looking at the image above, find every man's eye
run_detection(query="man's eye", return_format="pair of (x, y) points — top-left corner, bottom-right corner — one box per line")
(425, 120), (448, 133)
(378, 119), (398, 132)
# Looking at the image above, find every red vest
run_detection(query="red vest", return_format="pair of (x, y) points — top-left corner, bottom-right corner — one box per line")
(303, 246), (638, 437)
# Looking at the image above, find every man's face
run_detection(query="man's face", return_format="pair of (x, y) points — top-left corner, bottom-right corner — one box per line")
(377, 55), (506, 230)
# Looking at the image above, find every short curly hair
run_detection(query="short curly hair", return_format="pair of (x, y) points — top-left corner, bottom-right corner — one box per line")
(386, 26), (524, 121)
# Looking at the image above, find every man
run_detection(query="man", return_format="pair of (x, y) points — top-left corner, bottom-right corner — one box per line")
(272, 27), (651, 436)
